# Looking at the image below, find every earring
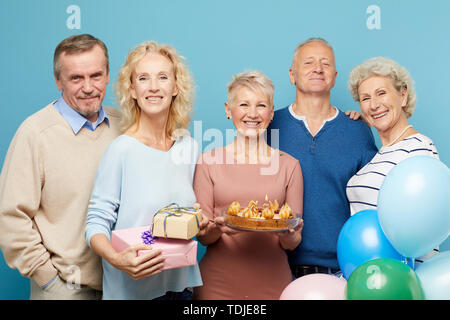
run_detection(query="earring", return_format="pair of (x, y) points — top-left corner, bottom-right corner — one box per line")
(227, 116), (231, 120)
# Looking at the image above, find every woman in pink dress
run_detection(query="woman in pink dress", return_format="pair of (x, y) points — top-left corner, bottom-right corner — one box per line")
(193, 70), (304, 299)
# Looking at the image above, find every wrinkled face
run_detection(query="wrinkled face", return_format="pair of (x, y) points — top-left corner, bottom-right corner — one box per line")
(55, 45), (109, 122)
(358, 75), (408, 134)
(130, 53), (178, 118)
(225, 86), (274, 138)
(289, 41), (337, 94)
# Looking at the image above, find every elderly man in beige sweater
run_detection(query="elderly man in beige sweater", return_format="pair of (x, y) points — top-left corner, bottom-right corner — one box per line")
(0, 34), (121, 299)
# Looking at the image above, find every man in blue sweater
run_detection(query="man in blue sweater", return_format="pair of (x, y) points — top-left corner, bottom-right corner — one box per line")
(267, 38), (377, 278)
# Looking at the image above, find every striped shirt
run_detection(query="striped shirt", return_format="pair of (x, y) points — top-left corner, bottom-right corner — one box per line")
(346, 133), (439, 264)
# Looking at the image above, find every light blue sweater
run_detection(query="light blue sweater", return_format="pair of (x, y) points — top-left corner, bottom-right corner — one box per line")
(85, 134), (202, 299)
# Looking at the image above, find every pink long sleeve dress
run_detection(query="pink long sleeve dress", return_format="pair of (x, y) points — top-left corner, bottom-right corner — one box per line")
(193, 147), (303, 300)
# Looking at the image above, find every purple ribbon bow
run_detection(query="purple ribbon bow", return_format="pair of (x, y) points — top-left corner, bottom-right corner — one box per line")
(141, 230), (155, 245)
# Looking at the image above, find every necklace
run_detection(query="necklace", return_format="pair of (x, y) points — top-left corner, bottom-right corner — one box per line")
(384, 124), (413, 147)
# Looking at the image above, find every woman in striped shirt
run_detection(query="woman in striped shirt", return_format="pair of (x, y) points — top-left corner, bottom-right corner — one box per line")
(345, 57), (439, 264)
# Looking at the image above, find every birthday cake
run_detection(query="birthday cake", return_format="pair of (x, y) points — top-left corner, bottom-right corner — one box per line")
(223, 196), (299, 231)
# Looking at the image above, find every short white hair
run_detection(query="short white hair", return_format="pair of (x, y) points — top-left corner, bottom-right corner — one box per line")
(227, 70), (274, 107)
(291, 37), (335, 69)
(348, 57), (416, 118)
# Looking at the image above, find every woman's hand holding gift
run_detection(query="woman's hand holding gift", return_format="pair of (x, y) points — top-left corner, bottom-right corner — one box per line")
(110, 243), (165, 280)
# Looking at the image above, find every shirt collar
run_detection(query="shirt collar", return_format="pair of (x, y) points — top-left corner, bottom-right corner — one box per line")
(288, 103), (339, 134)
(53, 95), (110, 135)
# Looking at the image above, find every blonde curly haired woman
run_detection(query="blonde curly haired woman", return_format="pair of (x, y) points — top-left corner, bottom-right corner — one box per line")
(85, 41), (204, 299)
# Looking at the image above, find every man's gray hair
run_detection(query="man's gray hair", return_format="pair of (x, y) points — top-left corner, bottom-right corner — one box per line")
(291, 37), (334, 69)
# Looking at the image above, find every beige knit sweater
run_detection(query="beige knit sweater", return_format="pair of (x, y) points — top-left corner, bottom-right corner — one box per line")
(0, 102), (121, 290)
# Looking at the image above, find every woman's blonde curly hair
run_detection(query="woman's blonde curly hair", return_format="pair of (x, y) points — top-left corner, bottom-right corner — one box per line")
(115, 41), (194, 137)
(348, 57), (416, 118)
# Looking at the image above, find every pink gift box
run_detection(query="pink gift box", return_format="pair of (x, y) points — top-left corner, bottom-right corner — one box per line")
(111, 226), (198, 271)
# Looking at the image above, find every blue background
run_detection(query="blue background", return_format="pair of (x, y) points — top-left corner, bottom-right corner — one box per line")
(0, 0), (449, 299)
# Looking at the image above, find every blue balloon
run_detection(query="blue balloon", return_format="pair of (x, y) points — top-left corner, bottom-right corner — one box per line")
(378, 156), (450, 258)
(415, 251), (450, 299)
(337, 209), (405, 280)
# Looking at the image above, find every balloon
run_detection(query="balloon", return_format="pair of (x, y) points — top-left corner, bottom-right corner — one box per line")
(378, 156), (450, 258)
(280, 274), (346, 300)
(337, 209), (405, 279)
(415, 251), (450, 299)
(346, 258), (424, 300)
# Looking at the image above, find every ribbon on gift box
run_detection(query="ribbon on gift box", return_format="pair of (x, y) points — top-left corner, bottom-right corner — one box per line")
(154, 203), (201, 238)
(141, 230), (155, 245)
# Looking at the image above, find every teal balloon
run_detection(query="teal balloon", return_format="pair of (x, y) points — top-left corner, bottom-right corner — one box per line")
(346, 258), (424, 300)
(415, 251), (450, 299)
(378, 156), (450, 258)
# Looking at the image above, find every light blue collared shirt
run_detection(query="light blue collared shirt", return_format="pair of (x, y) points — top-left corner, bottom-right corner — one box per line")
(53, 95), (109, 135)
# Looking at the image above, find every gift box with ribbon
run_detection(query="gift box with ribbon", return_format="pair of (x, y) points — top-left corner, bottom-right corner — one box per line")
(151, 203), (203, 240)
(111, 225), (198, 271)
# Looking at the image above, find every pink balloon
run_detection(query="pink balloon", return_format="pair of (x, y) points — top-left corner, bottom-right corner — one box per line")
(280, 274), (347, 300)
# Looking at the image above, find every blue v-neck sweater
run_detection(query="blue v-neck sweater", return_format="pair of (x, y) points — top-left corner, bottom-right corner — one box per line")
(267, 106), (377, 269)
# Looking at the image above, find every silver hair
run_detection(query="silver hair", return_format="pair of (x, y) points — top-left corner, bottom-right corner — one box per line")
(348, 57), (416, 118)
(291, 37), (335, 69)
(227, 70), (274, 107)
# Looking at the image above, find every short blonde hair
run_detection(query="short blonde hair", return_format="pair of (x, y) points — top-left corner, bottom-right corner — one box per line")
(115, 41), (194, 136)
(348, 57), (416, 118)
(227, 70), (274, 107)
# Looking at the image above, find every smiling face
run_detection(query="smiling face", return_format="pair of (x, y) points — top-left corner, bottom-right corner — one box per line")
(130, 52), (178, 118)
(289, 41), (337, 95)
(225, 85), (274, 138)
(55, 45), (109, 122)
(358, 75), (408, 135)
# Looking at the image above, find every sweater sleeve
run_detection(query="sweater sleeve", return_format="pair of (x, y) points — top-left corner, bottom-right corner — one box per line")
(191, 138), (199, 182)
(0, 124), (58, 286)
(284, 158), (304, 218)
(193, 155), (215, 221)
(85, 141), (123, 245)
